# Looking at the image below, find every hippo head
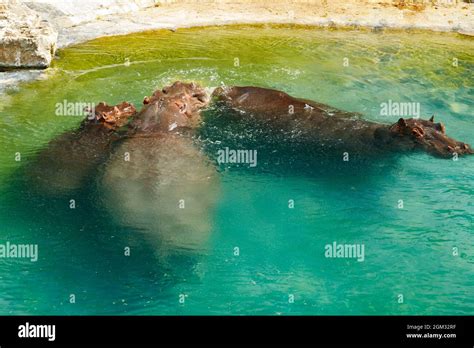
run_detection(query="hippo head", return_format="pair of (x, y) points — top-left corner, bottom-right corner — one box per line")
(386, 116), (473, 158)
(87, 101), (136, 130)
(133, 81), (210, 132)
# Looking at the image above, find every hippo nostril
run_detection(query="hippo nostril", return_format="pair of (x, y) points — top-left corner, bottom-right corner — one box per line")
(193, 94), (206, 103)
(460, 143), (474, 154)
(175, 102), (187, 113)
(412, 127), (424, 137)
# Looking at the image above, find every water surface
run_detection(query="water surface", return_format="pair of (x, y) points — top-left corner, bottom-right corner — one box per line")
(0, 25), (473, 315)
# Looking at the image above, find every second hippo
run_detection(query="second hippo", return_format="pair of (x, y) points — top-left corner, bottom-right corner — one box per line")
(28, 100), (137, 194)
(99, 82), (219, 248)
(211, 86), (473, 159)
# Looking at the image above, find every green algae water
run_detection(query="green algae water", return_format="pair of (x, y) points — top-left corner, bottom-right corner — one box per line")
(0, 25), (473, 315)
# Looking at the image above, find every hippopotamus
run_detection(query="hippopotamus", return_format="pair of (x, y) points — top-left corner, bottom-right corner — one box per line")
(211, 86), (473, 159)
(99, 82), (219, 247)
(27, 81), (471, 246)
(128, 81), (209, 133)
(28, 100), (137, 194)
(30, 81), (217, 247)
(29, 81), (212, 196)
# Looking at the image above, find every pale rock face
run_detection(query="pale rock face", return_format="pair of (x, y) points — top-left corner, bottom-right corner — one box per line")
(23, 0), (159, 28)
(0, 0), (57, 68)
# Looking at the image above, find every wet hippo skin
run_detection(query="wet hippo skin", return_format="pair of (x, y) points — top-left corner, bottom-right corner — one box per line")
(211, 86), (473, 159)
(99, 82), (219, 248)
(28, 101), (136, 194)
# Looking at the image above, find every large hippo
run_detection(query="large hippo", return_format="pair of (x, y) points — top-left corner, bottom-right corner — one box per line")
(211, 86), (473, 159)
(28, 100), (136, 194)
(99, 82), (219, 248)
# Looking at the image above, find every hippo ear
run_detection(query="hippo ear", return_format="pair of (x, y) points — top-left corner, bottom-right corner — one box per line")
(397, 118), (407, 128)
(438, 122), (446, 134)
(429, 115), (434, 122)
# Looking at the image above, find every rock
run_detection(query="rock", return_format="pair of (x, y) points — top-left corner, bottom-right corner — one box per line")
(23, 0), (160, 29)
(0, 0), (57, 69)
(458, 30), (474, 37)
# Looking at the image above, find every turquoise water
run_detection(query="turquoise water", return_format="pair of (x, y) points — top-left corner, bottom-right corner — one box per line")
(0, 25), (473, 315)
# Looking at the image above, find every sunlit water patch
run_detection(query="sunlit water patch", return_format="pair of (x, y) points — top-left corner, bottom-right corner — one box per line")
(0, 25), (473, 315)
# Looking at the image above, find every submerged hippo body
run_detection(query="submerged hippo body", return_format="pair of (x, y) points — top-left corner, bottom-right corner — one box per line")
(99, 82), (219, 248)
(101, 134), (218, 247)
(211, 86), (473, 159)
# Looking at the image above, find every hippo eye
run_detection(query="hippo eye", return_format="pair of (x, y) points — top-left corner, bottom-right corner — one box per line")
(162, 88), (169, 94)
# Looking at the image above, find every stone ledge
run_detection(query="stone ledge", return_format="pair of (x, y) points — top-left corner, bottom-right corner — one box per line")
(1, 0), (473, 70)
(54, 1), (474, 48)
(0, 0), (57, 69)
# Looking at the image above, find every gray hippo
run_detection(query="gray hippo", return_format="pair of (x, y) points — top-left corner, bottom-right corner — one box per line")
(99, 82), (219, 248)
(28, 81), (217, 248)
(29, 81), (212, 195)
(28, 100), (137, 194)
(211, 86), (473, 159)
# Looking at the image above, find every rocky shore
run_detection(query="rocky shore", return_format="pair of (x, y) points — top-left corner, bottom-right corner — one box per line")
(0, 0), (57, 68)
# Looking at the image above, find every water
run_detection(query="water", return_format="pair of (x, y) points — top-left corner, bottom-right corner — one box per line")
(0, 25), (473, 315)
